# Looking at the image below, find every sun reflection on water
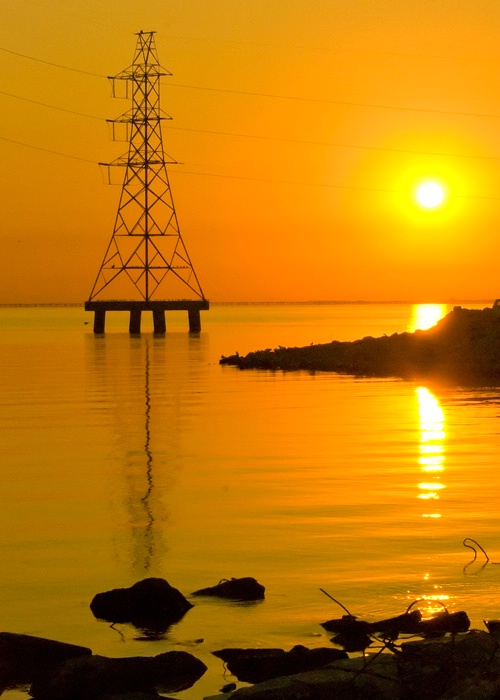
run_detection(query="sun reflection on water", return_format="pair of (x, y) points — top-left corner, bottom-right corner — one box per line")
(409, 303), (448, 331)
(416, 386), (446, 516)
(416, 593), (451, 617)
(408, 575), (451, 617)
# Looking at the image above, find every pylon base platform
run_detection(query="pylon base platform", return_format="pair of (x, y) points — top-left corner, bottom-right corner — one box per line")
(85, 299), (210, 334)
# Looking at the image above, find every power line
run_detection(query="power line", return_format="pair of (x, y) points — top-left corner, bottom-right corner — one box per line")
(1, 131), (498, 200)
(172, 167), (500, 200)
(0, 136), (96, 163)
(174, 167), (398, 192)
(2, 85), (498, 162)
(3, 122), (500, 173)
(160, 31), (500, 64)
(330, 48), (500, 63)
(1, 43), (499, 120)
(0, 46), (104, 77)
(165, 125), (500, 161)
(0, 89), (104, 120)
(1, 46), (499, 173)
(168, 82), (500, 119)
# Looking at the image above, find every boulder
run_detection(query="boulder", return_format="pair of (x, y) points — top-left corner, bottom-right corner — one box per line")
(90, 578), (193, 630)
(0, 632), (91, 689)
(228, 653), (401, 700)
(219, 305), (500, 383)
(209, 631), (500, 700)
(30, 650), (207, 700)
(320, 609), (469, 652)
(321, 610), (422, 636)
(401, 629), (497, 666)
(98, 694), (170, 700)
(397, 630), (500, 699)
(212, 645), (347, 683)
(192, 577), (265, 601)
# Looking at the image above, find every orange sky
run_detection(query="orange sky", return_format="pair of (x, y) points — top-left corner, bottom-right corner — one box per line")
(1, 0), (500, 303)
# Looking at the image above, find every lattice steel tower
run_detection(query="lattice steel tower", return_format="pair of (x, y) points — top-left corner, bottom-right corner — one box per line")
(85, 31), (209, 334)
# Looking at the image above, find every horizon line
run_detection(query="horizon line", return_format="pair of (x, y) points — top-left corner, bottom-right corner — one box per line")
(0, 299), (492, 308)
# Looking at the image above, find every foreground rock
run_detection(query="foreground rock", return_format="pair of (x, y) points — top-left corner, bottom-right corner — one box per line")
(216, 630), (500, 700)
(192, 577), (265, 601)
(321, 609), (470, 652)
(212, 645), (347, 683)
(90, 578), (193, 631)
(220, 305), (500, 383)
(30, 650), (207, 700)
(0, 633), (91, 689)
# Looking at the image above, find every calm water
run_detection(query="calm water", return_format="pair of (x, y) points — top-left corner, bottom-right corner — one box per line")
(1, 301), (500, 698)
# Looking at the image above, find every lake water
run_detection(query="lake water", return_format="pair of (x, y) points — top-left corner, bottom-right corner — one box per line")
(1, 301), (500, 699)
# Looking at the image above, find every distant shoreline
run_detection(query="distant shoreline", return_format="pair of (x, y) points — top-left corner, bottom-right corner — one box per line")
(220, 304), (500, 383)
(0, 299), (492, 308)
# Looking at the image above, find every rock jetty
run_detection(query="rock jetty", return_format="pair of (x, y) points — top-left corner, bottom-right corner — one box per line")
(0, 632), (206, 699)
(3, 600), (500, 700)
(212, 645), (347, 683)
(0, 632), (91, 689)
(209, 630), (500, 700)
(30, 650), (206, 700)
(220, 305), (500, 382)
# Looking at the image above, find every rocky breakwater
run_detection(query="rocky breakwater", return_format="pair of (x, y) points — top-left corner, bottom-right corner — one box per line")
(0, 631), (206, 700)
(211, 629), (500, 700)
(220, 305), (500, 382)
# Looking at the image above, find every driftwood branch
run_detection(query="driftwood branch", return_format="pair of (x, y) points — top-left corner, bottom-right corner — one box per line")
(463, 538), (490, 563)
(319, 591), (471, 653)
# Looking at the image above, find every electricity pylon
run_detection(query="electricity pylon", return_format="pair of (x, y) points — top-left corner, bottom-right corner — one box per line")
(85, 31), (209, 333)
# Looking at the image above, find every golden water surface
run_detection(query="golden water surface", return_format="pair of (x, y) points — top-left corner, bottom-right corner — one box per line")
(0, 302), (498, 699)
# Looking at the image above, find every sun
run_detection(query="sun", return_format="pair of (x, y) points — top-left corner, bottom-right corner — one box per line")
(415, 181), (445, 209)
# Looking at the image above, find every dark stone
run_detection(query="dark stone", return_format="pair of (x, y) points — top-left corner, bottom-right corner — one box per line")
(90, 578), (193, 631)
(192, 577), (265, 601)
(226, 632), (500, 700)
(398, 631), (497, 700)
(330, 631), (373, 653)
(320, 614), (373, 652)
(228, 654), (400, 700)
(212, 645), (347, 683)
(213, 648), (285, 664)
(0, 632), (91, 689)
(219, 305), (500, 384)
(411, 610), (470, 636)
(220, 682), (238, 693)
(321, 610), (469, 653)
(98, 694), (169, 700)
(485, 619), (500, 637)
(320, 614), (370, 635)
(30, 650), (207, 700)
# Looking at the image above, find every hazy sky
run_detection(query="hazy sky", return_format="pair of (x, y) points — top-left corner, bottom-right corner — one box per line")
(2, 0), (500, 303)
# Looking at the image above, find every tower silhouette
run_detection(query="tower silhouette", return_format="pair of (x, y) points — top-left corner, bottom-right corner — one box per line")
(85, 31), (209, 334)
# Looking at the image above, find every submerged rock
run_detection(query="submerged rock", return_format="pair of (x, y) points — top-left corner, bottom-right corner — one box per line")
(90, 578), (193, 631)
(30, 650), (207, 700)
(96, 694), (169, 700)
(192, 577), (265, 601)
(227, 652), (400, 700)
(320, 609), (469, 652)
(95, 694), (169, 700)
(220, 305), (500, 383)
(0, 632), (91, 689)
(212, 645), (347, 683)
(223, 631), (500, 700)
